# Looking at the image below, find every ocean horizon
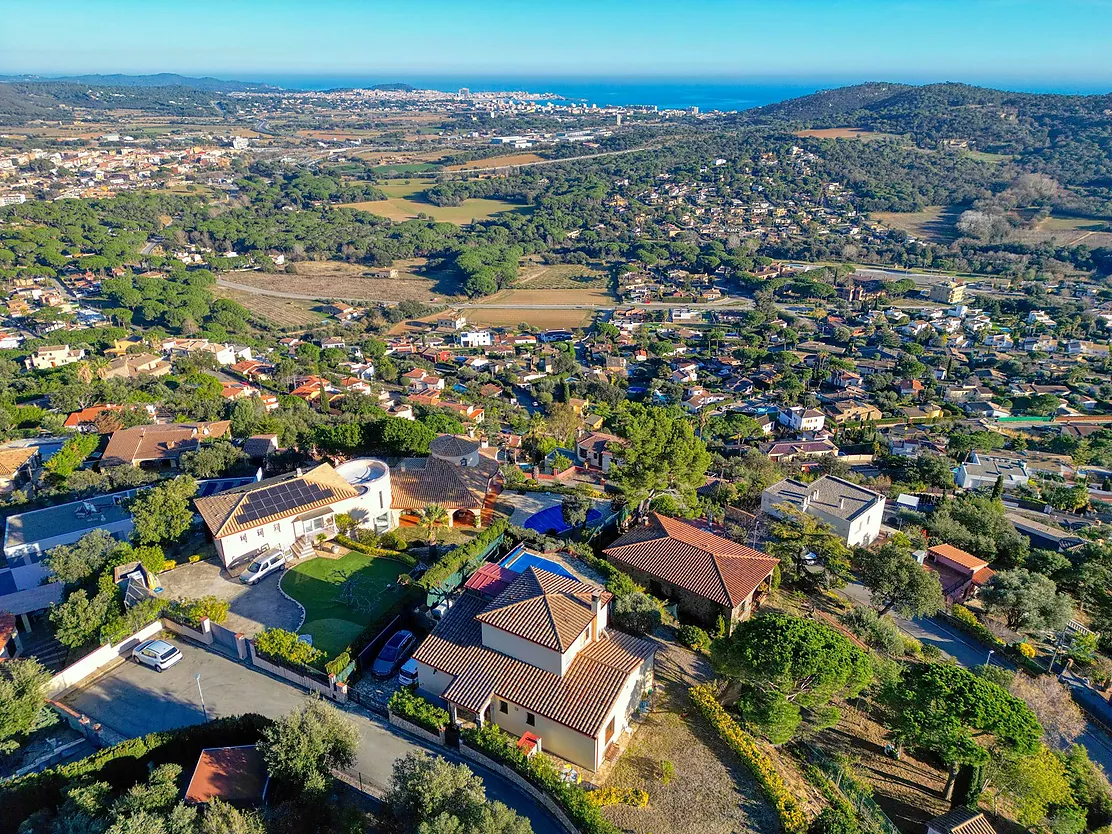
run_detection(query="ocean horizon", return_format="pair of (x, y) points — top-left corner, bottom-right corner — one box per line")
(250, 74), (1112, 111)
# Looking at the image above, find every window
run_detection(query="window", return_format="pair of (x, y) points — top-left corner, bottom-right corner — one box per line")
(240, 534), (248, 543)
(526, 712), (535, 727)
(605, 717), (616, 743)
(257, 528), (265, 537)
(499, 701), (508, 714)
(273, 523), (281, 531)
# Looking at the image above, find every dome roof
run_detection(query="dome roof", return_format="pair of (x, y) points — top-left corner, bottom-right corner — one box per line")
(429, 434), (480, 458)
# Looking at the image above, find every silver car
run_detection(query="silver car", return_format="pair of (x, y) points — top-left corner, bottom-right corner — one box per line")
(240, 549), (287, 585)
(132, 639), (183, 672)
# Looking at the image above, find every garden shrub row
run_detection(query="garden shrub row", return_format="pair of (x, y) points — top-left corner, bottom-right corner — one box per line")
(163, 595), (229, 628)
(254, 627), (326, 672)
(587, 786), (650, 807)
(388, 688), (450, 733)
(3, 714), (271, 832)
(946, 605), (1043, 674)
(419, 518), (508, 591)
(334, 535), (418, 568)
(688, 684), (808, 834)
(463, 722), (622, 834)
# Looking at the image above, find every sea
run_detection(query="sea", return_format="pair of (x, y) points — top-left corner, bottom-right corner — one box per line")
(251, 75), (1112, 112)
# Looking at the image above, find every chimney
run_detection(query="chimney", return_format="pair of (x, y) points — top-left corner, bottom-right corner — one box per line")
(591, 591), (602, 616)
(839, 497), (846, 511)
(801, 493), (811, 512)
(295, 467), (303, 477)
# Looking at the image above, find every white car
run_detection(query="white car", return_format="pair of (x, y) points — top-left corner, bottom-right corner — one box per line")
(398, 657), (419, 687)
(240, 549), (287, 585)
(132, 639), (183, 672)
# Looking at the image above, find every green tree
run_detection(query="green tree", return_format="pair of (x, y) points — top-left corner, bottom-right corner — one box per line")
(882, 662), (1042, 799)
(43, 528), (119, 586)
(199, 799), (267, 834)
(386, 751), (533, 834)
(44, 433), (99, 482)
(560, 492), (592, 531)
(258, 697), (358, 798)
(767, 505), (851, 589)
(180, 441), (243, 479)
(611, 591), (666, 635)
(987, 746), (1076, 828)
(50, 589), (115, 648)
(127, 475), (197, 545)
(609, 404), (711, 508)
(857, 542), (944, 618)
(376, 416), (435, 456)
(926, 493), (1029, 566)
(711, 613), (872, 743)
(0, 658), (50, 753)
(980, 568), (1073, 633)
(420, 503), (450, 552)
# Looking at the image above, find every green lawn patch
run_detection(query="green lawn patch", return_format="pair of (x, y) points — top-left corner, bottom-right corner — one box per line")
(281, 551), (411, 658)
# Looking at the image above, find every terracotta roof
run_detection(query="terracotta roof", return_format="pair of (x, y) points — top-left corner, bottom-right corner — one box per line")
(604, 513), (778, 608)
(101, 421), (230, 466)
(391, 454), (498, 511)
(928, 543), (988, 572)
(464, 562), (516, 598)
(0, 446), (37, 479)
(429, 434), (481, 458)
(185, 746), (268, 805)
(475, 568), (612, 652)
(63, 404), (118, 428)
(194, 463), (358, 538)
(413, 587), (654, 737)
(928, 808), (996, 834)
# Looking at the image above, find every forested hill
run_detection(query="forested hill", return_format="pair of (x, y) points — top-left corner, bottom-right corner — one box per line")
(0, 73), (274, 91)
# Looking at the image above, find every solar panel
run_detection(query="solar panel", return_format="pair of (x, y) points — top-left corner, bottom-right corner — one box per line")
(234, 478), (336, 524)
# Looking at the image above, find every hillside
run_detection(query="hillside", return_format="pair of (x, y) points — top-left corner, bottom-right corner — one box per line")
(0, 72), (274, 91)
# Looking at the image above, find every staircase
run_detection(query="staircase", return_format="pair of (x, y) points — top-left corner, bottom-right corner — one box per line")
(292, 536), (315, 561)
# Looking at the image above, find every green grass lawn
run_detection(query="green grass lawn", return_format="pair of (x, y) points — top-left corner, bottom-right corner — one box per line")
(280, 551), (411, 658)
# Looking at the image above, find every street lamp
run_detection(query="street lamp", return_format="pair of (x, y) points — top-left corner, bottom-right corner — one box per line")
(196, 673), (207, 720)
(985, 649), (995, 667)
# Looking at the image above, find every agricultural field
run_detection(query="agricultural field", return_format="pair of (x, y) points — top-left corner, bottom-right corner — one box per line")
(480, 285), (616, 308)
(1007, 211), (1112, 248)
(461, 306), (596, 329)
(794, 127), (902, 141)
(514, 261), (610, 289)
(212, 286), (327, 328)
(872, 205), (963, 243)
(221, 259), (464, 303)
(445, 152), (545, 170)
(341, 178), (530, 224)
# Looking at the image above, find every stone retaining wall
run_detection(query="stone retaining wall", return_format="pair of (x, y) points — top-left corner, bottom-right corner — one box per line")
(387, 710), (446, 746)
(459, 743), (581, 834)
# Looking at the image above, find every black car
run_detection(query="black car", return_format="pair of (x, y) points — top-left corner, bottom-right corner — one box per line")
(371, 630), (416, 678)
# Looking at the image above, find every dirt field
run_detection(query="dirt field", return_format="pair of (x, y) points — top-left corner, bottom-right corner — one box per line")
(514, 261), (609, 289)
(480, 286), (615, 307)
(341, 179), (529, 224)
(1007, 212), (1112, 248)
(224, 260), (463, 303)
(462, 308), (595, 329)
(795, 127), (902, 141)
(445, 153), (545, 170)
(213, 287), (325, 329)
(872, 205), (963, 244)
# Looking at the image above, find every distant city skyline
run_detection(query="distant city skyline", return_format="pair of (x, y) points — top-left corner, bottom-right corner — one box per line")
(3, 0), (1111, 87)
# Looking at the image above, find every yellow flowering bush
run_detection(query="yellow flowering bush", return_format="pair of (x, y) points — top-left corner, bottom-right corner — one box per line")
(1016, 641), (1036, 659)
(689, 684), (808, 834)
(587, 786), (650, 807)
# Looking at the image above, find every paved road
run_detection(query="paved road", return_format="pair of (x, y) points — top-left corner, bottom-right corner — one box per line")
(842, 582), (1112, 773)
(61, 640), (563, 834)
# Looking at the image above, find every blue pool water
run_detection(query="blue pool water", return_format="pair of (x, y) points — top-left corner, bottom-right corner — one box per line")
(500, 546), (579, 580)
(520, 505), (603, 538)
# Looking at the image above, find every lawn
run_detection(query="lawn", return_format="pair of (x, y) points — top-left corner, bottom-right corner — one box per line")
(280, 551), (412, 658)
(341, 178), (530, 225)
(872, 205), (963, 244)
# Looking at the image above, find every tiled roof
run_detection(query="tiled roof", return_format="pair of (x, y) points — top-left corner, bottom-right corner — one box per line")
(928, 543), (988, 572)
(464, 562), (516, 598)
(0, 446), (37, 478)
(194, 463), (358, 538)
(390, 454), (498, 511)
(413, 587), (654, 737)
(764, 476), (882, 521)
(429, 434), (480, 458)
(928, 808), (996, 834)
(475, 568), (612, 652)
(604, 513), (778, 608)
(101, 421), (230, 466)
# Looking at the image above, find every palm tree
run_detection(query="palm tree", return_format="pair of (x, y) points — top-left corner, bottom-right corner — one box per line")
(419, 504), (450, 556)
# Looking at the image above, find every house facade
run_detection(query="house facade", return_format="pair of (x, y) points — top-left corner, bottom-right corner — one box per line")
(955, 451), (1029, 492)
(762, 476), (885, 547)
(922, 544), (993, 604)
(414, 564), (655, 771)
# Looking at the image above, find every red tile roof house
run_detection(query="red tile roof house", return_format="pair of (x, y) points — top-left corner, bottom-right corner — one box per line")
(923, 543), (994, 604)
(604, 513), (779, 633)
(414, 564), (655, 772)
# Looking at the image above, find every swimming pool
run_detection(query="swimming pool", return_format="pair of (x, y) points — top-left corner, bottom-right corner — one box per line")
(520, 505), (603, 538)
(500, 545), (578, 580)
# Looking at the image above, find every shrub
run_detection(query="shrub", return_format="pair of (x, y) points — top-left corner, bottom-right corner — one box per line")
(1017, 641), (1036, 659)
(613, 591), (666, 634)
(419, 518), (508, 591)
(334, 534), (418, 567)
(463, 722), (621, 834)
(688, 684), (807, 834)
(325, 651), (353, 678)
(388, 688), (451, 734)
(165, 596), (229, 627)
(660, 759), (675, 785)
(678, 624), (712, 653)
(587, 786), (649, 807)
(809, 806), (861, 834)
(187, 554), (203, 563)
(161, 559), (177, 572)
(379, 531), (407, 551)
(254, 628), (324, 669)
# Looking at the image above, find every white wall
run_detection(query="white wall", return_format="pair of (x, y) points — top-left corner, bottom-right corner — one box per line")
(592, 657), (653, 769)
(481, 624), (563, 676)
(490, 694), (598, 771)
(46, 619), (163, 697)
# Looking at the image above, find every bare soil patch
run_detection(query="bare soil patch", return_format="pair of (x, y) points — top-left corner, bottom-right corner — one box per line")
(795, 127), (902, 141)
(515, 261), (609, 289)
(227, 260), (463, 303)
(873, 205), (963, 244)
(213, 286), (325, 328)
(480, 287), (615, 307)
(446, 153), (545, 170)
(600, 642), (782, 834)
(463, 308), (595, 329)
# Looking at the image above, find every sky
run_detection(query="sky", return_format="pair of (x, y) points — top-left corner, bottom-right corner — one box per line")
(2, 0), (1111, 88)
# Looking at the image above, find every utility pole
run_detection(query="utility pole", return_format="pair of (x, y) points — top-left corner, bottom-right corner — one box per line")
(196, 673), (207, 720)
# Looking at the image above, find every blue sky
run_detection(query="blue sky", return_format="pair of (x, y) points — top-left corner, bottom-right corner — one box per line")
(2, 0), (1111, 86)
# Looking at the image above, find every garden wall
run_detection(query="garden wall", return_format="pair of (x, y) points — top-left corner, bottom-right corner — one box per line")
(387, 710), (447, 746)
(247, 640), (348, 703)
(459, 743), (580, 834)
(45, 619), (163, 698)
(162, 616), (213, 646)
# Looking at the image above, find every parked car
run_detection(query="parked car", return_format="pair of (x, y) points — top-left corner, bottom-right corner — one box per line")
(240, 549), (287, 585)
(132, 639), (183, 672)
(430, 597), (454, 620)
(371, 630), (416, 678)
(398, 657), (419, 687)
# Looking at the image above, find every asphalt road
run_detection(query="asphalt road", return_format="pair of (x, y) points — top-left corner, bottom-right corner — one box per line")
(61, 640), (564, 834)
(842, 582), (1112, 773)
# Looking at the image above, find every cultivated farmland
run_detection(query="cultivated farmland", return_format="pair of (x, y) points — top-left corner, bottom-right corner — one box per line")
(341, 179), (529, 224)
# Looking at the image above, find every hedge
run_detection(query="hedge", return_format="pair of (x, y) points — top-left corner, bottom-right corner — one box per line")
(945, 605), (1043, 674)
(463, 722), (621, 834)
(388, 688), (450, 733)
(688, 684), (808, 834)
(255, 627), (325, 670)
(2, 714), (271, 832)
(333, 535), (418, 568)
(419, 517), (508, 591)
(163, 595), (229, 628)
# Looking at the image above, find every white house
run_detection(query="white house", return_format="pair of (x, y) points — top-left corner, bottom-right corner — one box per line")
(762, 476), (885, 547)
(25, 345), (85, 370)
(195, 462), (393, 568)
(955, 452), (1029, 492)
(459, 330), (494, 348)
(778, 406), (826, 433)
(414, 560), (655, 771)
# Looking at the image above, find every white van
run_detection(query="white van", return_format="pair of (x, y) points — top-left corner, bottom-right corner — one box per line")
(240, 549), (288, 585)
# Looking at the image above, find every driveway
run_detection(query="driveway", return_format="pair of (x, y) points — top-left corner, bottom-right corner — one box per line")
(158, 560), (302, 637)
(60, 642), (563, 834)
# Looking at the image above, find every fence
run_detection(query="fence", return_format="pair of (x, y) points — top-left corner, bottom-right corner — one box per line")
(247, 640), (348, 703)
(802, 742), (901, 834)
